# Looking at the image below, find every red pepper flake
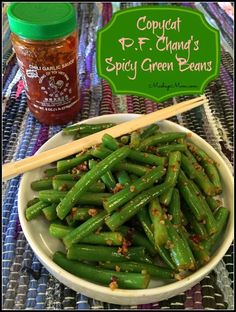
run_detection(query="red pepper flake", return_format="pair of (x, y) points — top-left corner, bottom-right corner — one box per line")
(115, 265), (121, 272)
(113, 183), (123, 194)
(130, 185), (136, 192)
(106, 239), (113, 246)
(109, 277), (118, 290)
(88, 208), (98, 217)
(76, 162), (88, 172)
(71, 207), (78, 217)
(186, 133), (192, 138)
(58, 184), (69, 192)
(171, 165), (177, 172)
(190, 234), (201, 244)
(151, 208), (159, 216)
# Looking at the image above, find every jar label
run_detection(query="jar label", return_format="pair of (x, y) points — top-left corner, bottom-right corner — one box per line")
(17, 57), (79, 112)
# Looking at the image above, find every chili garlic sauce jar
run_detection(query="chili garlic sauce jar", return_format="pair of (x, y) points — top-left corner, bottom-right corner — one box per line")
(7, 3), (80, 125)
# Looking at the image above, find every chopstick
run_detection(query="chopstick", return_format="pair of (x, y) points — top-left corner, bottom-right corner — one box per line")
(2, 95), (208, 181)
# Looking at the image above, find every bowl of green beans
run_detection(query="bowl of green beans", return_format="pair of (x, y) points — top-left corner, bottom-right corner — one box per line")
(18, 114), (233, 305)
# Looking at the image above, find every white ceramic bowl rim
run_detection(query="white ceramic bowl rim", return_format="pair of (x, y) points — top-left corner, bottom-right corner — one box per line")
(18, 114), (234, 302)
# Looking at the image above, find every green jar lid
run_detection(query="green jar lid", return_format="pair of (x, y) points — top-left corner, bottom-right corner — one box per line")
(7, 2), (77, 40)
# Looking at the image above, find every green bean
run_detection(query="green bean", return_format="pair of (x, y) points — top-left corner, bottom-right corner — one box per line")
(138, 132), (186, 151)
(140, 124), (159, 140)
(99, 261), (174, 280)
(26, 197), (40, 208)
(116, 170), (131, 187)
(44, 167), (58, 177)
(56, 146), (130, 220)
(169, 189), (182, 226)
(188, 180), (217, 235)
(113, 162), (151, 176)
(39, 190), (111, 206)
(63, 210), (108, 248)
(177, 170), (205, 221)
(57, 152), (91, 173)
(49, 223), (123, 245)
(181, 153), (216, 196)
(206, 196), (223, 212)
(62, 123), (116, 135)
(67, 207), (101, 223)
(136, 209), (175, 269)
(160, 151), (181, 206)
(67, 244), (152, 264)
(31, 178), (53, 191)
(42, 203), (58, 221)
(119, 226), (157, 257)
(73, 132), (90, 140)
(52, 178), (105, 193)
(202, 207), (229, 253)
(156, 144), (187, 155)
(105, 182), (169, 232)
(128, 150), (167, 166)
(81, 232), (124, 246)
(120, 135), (130, 145)
(183, 207), (208, 240)
(53, 173), (84, 181)
(129, 131), (141, 149)
(149, 199), (168, 247)
(90, 145), (111, 159)
(49, 223), (75, 238)
(25, 200), (51, 221)
(130, 174), (139, 182)
(177, 226), (209, 267)
(166, 220), (196, 271)
(104, 166), (166, 213)
(88, 159), (116, 192)
(53, 251), (150, 289)
(102, 134), (120, 151)
(187, 143), (222, 194)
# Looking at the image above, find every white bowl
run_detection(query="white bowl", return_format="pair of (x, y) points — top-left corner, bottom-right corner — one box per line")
(18, 114), (234, 305)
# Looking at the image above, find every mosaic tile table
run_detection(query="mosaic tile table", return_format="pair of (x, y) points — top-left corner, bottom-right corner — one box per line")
(2, 2), (234, 310)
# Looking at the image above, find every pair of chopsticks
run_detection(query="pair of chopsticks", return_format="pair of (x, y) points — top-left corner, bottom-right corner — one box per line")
(2, 95), (208, 181)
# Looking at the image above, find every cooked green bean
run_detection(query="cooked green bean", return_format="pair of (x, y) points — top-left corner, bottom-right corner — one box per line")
(42, 203), (58, 221)
(128, 150), (167, 166)
(56, 146), (130, 220)
(183, 207), (208, 240)
(202, 207), (229, 253)
(57, 152), (91, 173)
(119, 226), (157, 257)
(67, 244), (152, 263)
(206, 196), (223, 212)
(39, 190), (111, 206)
(181, 153), (216, 196)
(166, 220), (196, 271)
(177, 170), (205, 221)
(44, 167), (58, 177)
(90, 145), (111, 159)
(116, 170), (131, 187)
(49, 223), (74, 238)
(156, 144), (187, 155)
(120, 135), (130, 145)
(105, 182), (169, 231)
(102, 133), (120, 151)
(66, 207), (101, 223)
(160, 151), (181, 206)
(169, 188), (182, 226)
(31, 178), (53, 191)
(140, 124), (159, 140)
(113, 162), (151, 177)
(52, 178), (105, 193)
(53, 173), (84, 181)
(187, 143), (222, 194)
(63, 210), (108, 248)
(188, 180), (217, 235)
(25, 200), (51, 221)
(99, 261), (175, 280)
(138, 132), (186, 151)
(26, 197), (40, 208)
(88, 159), (116, 192)
(62, 123), (115, 135)
(149, 199), (168, 247)
(103, 166), (166, 213)
(53, 251), (150, 289)
(136, 209), (175, 269)
(130, 131), (141, 149)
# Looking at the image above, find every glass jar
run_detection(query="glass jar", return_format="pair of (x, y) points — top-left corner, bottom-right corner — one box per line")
(7, 3), (80, 125)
